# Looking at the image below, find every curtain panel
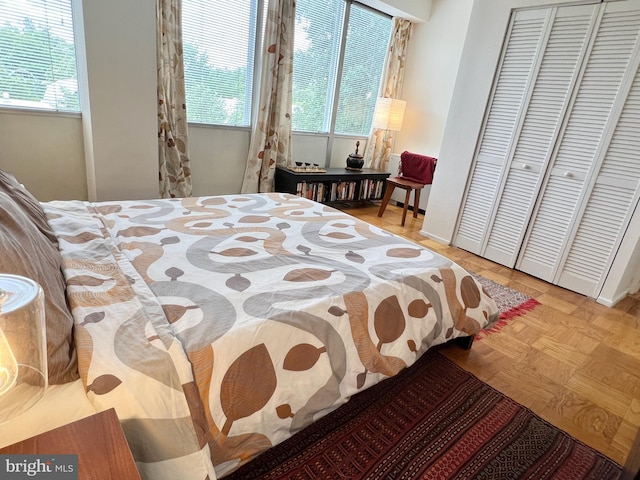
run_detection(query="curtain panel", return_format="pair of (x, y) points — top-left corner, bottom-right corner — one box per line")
(241, 0), (295, 193)
(157, 0), (193, 198)
(364, 17), (413, 172)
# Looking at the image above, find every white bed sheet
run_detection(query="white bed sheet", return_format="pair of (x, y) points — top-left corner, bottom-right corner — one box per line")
(0, 379), (97, 448)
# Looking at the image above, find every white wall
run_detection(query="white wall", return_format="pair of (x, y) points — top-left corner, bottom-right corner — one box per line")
(394, 0), (474, 161)
(189, 126), (250, 196)
(361, 0), (432, 23)
(77, 0), (158, 202)
(0, 111), (86, 200)
(6, 0), (635, 303)
(421, 0), (640, 305)
(369, 0), (473, 215)
(599, 207), (640, 305)
(0, 0), (440, 203)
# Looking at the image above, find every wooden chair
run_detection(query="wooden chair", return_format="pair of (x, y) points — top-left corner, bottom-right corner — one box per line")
(377, 152), (437, 226)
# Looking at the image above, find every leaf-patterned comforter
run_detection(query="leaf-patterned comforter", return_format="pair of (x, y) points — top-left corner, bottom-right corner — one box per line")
(44, 193), (499, 480)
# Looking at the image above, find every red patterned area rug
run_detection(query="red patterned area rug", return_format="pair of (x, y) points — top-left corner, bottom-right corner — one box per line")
(471, 273), (541, 340)
(225, 349), (620, 480)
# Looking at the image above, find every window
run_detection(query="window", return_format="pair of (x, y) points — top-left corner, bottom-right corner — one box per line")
(291, 0), (345, 133)
(293, 1), (391, 135)
(0, 0), (79, 112)
(333, 4), (391, 135)
(182, 0), (260, 127)
(181, 0), (391, 134)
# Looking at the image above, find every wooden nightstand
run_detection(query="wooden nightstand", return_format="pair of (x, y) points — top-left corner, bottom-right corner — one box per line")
(0, 408), (141, 480)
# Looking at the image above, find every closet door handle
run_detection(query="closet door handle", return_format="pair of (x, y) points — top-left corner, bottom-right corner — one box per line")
(522, 164), (531, 170)
(563, 171), (573, 178)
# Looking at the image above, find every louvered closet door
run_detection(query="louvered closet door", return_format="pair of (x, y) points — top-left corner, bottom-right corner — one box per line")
(483, 5), (599, 266)
(517, 0), (640, 296)
(556, 2), (640, 297)
(453, 9), (548, 254)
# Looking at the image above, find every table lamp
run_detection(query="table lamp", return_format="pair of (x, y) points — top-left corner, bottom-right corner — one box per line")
(372, 97), (406, 132)
(370, 97), (406, 170)
(0, 274), (48, 424)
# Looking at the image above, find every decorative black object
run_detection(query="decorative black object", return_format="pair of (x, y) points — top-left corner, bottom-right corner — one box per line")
(346, 141), (364, 171)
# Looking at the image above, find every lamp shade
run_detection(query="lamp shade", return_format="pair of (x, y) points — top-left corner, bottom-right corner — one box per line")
(0, 274), (47, 424)
(372, 97), (406, 131)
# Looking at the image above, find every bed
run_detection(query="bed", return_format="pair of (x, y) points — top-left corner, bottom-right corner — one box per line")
(0, 171), (499, 480)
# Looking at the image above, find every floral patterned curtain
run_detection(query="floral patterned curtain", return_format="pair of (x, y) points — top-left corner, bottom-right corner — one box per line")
(157, 0), (192, 198)
(364, 17), (413, 172)
(241, 0), (295, 193)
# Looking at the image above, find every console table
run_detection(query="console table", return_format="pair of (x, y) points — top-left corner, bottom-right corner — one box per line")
(275, 167), (389, 207)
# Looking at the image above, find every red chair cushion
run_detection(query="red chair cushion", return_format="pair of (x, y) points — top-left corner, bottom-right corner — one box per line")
(399, 151), (437, 184)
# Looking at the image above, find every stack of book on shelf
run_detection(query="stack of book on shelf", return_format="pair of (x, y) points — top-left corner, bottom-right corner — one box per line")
(295, 182), (327, 202)
(330, 181), (357, 202)
(359, 179), (385, 200)
(295, 181), (359, 203)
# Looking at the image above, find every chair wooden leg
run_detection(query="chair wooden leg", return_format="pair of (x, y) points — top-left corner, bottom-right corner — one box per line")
(413, 189), (421, 218)
(377, 184), (395, 217)
(401, 188), (411, 226)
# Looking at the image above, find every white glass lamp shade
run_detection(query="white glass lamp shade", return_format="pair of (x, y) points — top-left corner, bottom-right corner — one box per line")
(372, 98), (406, 132)
(0, 274), (48, 423)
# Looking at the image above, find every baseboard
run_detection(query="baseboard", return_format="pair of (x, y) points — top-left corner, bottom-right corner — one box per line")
(418, 230), (450, 245)
(597, 289), (629, 307)
(394, 201), (425, 215)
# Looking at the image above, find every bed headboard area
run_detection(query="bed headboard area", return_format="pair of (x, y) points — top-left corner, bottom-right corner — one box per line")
(0, 171), (78, 384)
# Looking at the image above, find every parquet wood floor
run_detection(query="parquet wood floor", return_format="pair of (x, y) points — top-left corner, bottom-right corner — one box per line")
(348, 203), (640, 469)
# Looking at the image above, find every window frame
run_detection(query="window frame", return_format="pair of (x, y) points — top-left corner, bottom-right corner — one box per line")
(327, 1), (391, 138)
(185, 0), (392, 145)
(290, 0), (391, 137)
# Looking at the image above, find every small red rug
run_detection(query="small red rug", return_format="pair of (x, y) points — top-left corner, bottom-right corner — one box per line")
(471, 273), (541, 340)
(225, 349), (620, 480)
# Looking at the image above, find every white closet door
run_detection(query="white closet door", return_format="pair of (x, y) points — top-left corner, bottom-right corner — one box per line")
(454, 9), (548, 254)
(484, 5), (599, 266)
(557, 4), (640, 297)
(518, 0), (640, 292)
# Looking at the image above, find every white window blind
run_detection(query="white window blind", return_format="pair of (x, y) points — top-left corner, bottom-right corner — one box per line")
(182, 0), (259, 127)
(292, 0), (345, 133)
(182, 0), (391, 133)
(0, 0), (79, 112)
(293, 0), (391, 135)
(334, 3), (391, 136)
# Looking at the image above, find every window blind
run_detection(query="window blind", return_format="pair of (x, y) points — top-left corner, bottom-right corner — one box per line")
(292, 0), (345, 133)
(292, 0), (391, 135)
(334, 3), (391, 136)
(0, 0), (79, 112)
(182, 0), (391, 134)
(182, 0), (259, 127)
